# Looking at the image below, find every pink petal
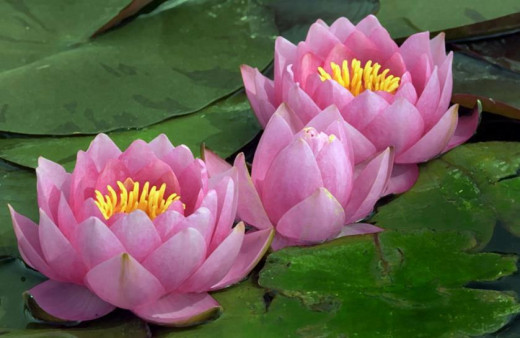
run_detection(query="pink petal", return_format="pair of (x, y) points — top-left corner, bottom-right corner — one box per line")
(234, 154), (272, 230)
(77, 198), (105, 223)
(304, 22), (342, 56)
(178, 159), (208, 215)
(305, 104), (342, 131)
(161, 145), (195, 177)
(133, 159), (180, 196)
(276, 187), (345, 243)
(110, 210), (162, 262)
(28, 280), (115, 321)
(286, 84), (322, 124)
(342, 30), (381, 64)
(208, 175), (238, 253)
(292, 48), (321, 88)
(261, 138), (323, 224)
(337, 121), (377, 164)
(85, 253), (165, 310)
(74, 216), (125, 269)
(57, 192), (78, 241)
(344, 148), (393, 223)
(119, 140), (158, 175)
(69, 151), (98, 214)
(384, 164), (419, 195)
(400, 31), (432, 71)
(429, 32), (447, 66)
(358, 16), (398, 60)
(329, 17), (356, 42)
(336, 223), (383, 237)
(210, 228), (274, 290)
(396, 104), (458, 163)
(274, 36), (297, 104)
(271, 233), (307, 251)
(416, 67), (442, 130)
(342, 90), (389, 130)
(182, 207), (215, 246)
(85, 134), (122, 172)
(93, 159), (130, 194)
(382, 52), (407, 78)
(39, 210), (86, 283)
(202, 148), (232, 177)
(36, 157), (70, 197)
(362, 98), (425, 154)
(316, 135), (353, 207)
(312, 76), (354, 111)
(133, 292), (221, 327)
(154, 210), (185, 241)
(240, 65), (276, 128)
(444, 103), (481, 152)
(435, 53), (453, 119)
(322, 44), (355, 74)
(408, 53), (432, 96)
(9, 206), (57, 279)
(143, 228), (206, 292)
(148, 134), (175, 159)
(178, 223), (245, 293)
(251, 106), (296, 185)
(394, 81), (418, 106)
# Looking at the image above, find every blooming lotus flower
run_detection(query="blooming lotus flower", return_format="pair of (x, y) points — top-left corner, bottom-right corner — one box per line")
(204, 104), (393, 250)
(241, 15), (479, 194)
(9, 134), (273, 326)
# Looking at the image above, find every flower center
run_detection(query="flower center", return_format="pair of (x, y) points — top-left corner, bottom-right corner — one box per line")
(94, 178), (181, 220)
(318, 58), (400, 96)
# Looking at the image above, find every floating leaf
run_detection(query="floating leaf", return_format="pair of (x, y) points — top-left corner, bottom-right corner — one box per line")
(156, 230), (519, 336)
(258, 0), (379, 43)
(373, 142), (520, 249)
(0, 93), (261, 171)
(0, 0), (276, 135)
(443, 13), (520, 41)
(377, 0), (520, 40)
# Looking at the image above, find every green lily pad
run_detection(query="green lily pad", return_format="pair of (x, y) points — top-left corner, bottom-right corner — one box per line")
(0, 165), (37, 258)
(0, 93), (261, 171)
(452, 52), (520, 119)
(258, 0), (379, 43)
(372, 142), (520, 249)
(0, 0), (276, 135)
(377, 0), (520, 40)
(155, 230), (519, 337)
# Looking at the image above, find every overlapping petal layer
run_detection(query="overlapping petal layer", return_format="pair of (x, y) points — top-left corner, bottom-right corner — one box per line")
(11, 134), (273, 326)
(242, 15), (479, 194)
(205, 105), (389, 250)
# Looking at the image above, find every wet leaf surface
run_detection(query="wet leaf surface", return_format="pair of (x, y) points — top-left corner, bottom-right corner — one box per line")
(0, 0), (276, 135)
(376, 0), (520, 40)
(373, 142), (520, 249)
(154, 230), (520, 337)
(0, 93), (261, 171)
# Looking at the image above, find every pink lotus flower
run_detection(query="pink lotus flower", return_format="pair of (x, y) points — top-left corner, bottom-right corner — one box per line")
(241, 15), (479, 194)
(10, 134), (273, 326)
(204, 104), (393, 250)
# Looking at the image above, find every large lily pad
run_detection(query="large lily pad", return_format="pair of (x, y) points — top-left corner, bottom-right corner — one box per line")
(0, 93), (261, 171)
(155, 230), (519, 337)
(0, 0), (276, 135)
(372, 142), (520, 249)
(377, 0), (520, 40)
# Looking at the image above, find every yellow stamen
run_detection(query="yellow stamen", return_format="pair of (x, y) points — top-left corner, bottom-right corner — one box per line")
(94, 178), (181, 220)
(318, 58), (400, 96)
